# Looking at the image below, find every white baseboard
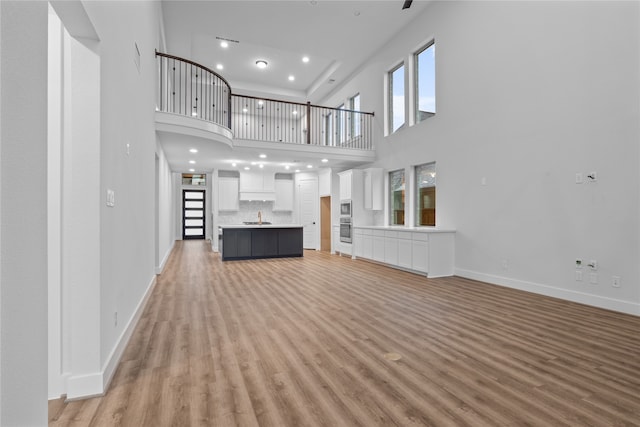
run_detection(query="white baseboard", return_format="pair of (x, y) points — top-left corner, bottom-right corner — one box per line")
(100, 274), (158, 394)
(65, 372), (104, 401)
(63, 272), (160, 401)
(155, 240), (176, 274)
(455, 268), (640, 316)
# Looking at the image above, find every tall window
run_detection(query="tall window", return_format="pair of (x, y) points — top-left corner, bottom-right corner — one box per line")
(389, 63), (405, 133)
(324, 111), (333, 146)
(415, 42), (436, 123)
(336, 103), (346, 144)
(389, 169), (405, 225)
(415, 162), (436, 226)
(349, 93), (361, 138)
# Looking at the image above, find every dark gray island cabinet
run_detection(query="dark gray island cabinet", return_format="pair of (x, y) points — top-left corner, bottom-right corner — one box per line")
(220, 225), (303, 261)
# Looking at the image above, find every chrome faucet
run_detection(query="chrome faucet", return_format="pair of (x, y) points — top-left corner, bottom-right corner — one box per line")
(258, 211), (262, 224)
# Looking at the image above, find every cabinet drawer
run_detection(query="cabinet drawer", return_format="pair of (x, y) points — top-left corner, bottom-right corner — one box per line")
(397, 231), (412, 240)
(373, 230), (386, 237)
(412, 233), (429, 242)
(384, 230), (398, 239)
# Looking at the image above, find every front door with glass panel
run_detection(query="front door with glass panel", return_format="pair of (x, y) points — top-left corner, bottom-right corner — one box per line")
(183, 190), (205, 240)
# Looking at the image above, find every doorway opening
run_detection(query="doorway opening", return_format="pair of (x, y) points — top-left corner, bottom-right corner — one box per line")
(320, 196), (331, 252)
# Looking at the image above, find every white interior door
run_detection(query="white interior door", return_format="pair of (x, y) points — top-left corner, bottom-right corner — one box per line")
(298, 178), (318, 249)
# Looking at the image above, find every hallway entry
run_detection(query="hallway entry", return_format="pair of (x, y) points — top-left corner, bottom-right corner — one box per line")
(182, 190), (205, 239)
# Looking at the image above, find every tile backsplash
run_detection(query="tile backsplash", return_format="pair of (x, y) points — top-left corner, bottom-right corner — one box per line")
(218, 200), (294, 225)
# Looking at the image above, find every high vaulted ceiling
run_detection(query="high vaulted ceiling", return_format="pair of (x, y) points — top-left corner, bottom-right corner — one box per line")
(161, 0), (431, 103)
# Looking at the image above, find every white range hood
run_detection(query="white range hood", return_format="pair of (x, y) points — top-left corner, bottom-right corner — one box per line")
(239, 170), (276, 201)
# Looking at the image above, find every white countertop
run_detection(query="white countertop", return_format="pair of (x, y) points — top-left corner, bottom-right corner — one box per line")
(353, 225), (455, 233)
(219, 224), (303, 229)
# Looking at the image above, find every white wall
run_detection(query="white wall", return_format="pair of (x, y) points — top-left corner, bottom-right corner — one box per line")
(0, 1), (49, 424)
(80, 0), (166, 391)
(322, 1), (640, 315)
(156, 143), (175, 273)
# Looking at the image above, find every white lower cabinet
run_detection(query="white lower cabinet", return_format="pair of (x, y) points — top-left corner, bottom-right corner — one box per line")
(411, 234), (428, 273)
(384, 231), (398, 265)
(397, 232), (413, 269)
(352, 227), (455, 277)
(372, 230), (385, 262)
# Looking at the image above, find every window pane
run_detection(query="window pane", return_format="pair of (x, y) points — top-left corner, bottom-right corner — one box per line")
(336, 104), (346, 144)
(184, 191), (204, 199)
(416, 43), (435, 122)
(185, 209), (203, 218)
(185, 200), (203, 209)
(351, 94), (361, 138)
(390, 64), (405, 133)
(389, 169), (405, 225)
(185, 219), (203, 227)
(182, 174), (206, 186)
(185, 228), (203, 236)
(415, 162), (436, 226)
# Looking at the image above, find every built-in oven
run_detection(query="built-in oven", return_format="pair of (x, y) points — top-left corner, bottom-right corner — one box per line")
(340, 217), (352, 243)
(340, 200), (352, 217)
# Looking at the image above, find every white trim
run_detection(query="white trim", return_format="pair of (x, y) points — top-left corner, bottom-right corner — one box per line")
(65, 272), (159, 400)
(456, 268), (640, 316)
(156, 239), (175, 274)
(65, 373), (103, 401)
(100, 274), (158, 395)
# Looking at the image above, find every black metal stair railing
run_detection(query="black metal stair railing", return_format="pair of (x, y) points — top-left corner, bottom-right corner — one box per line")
(156, 51), (232, 128)
(156, 52), (374, 150)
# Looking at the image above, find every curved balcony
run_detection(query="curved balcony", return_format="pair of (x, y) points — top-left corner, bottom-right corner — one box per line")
(155, 52), (375, 155)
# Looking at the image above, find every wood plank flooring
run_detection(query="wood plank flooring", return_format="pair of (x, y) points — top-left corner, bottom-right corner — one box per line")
(49, 240), (640, 426)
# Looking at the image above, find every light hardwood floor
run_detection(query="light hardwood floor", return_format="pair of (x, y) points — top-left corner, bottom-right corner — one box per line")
(50, 240), (640, 426)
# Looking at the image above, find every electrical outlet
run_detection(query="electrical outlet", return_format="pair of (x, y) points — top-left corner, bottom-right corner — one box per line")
(590, 273), (598, 284)
(575, 258), (583, 268)
(587, 171), (597, 182)
(588, 260), (598, 270)
(575, 270), (583, 281)
(612, 276), (621, 288)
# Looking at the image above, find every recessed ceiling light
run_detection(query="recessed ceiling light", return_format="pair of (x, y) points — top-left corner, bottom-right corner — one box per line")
(288, 75), (295, 81)
(307, 164), (313, 169)
(251, 161), (257, 166)
(302, 56), (310, 63)
(259, 154), (267, 158)
(232, 162), (237, 167)
(257, 100), (264, 106)
(191, 111), (198, 116)
(242, 107), (248, 113)
(244, 166), (250, 170)
(259, 164), (264, 169)
(256, 60), (268, 69)
(189, 148), (198, 153)
(292, 110), (298, 115)
(285, 165), (290, 170)
(321, 158), (328, 163)
(216, 64), (223, 70)
(220, 41), (229, 48)
(189, 160), (196, 164)
(295, 169), (301, 173)
(189, 168), (195, 172)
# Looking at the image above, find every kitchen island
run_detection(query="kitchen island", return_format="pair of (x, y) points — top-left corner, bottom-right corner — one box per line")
(219, 224), (303, 261)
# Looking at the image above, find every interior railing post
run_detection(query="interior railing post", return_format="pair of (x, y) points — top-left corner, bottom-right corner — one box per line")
(306, 102), (311, 145)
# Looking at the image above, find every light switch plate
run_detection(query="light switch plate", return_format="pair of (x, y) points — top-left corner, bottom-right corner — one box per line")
(106, 189), (115, 207)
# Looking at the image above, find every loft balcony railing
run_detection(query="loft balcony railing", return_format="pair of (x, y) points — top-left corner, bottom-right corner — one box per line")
(156, 52), (374, 151)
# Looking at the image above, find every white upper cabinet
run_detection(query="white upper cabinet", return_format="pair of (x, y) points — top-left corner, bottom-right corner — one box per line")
(218, 177), (239, 211)
(273, 179), (294, 211)
(363, 168), (383, 210)
(338, 170), (352, 201)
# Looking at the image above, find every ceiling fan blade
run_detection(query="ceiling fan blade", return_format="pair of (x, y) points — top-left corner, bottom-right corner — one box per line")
(402, 0), (413, 10)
